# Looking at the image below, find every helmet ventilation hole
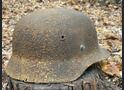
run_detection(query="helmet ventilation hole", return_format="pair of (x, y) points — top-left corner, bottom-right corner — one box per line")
(60, 34), (66, 41)
(61, 36), (64, 38)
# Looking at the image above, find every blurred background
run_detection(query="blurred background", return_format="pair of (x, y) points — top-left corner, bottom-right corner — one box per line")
(2, 0), (122, 89)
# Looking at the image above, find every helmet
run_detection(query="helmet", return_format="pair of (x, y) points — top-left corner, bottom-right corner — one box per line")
(6, 8), (110, 83)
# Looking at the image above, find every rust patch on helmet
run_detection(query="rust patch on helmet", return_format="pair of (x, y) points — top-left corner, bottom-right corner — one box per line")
(87, 63), (93, 67)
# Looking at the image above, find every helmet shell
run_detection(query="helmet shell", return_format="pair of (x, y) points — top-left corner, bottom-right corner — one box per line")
(6, 8), (110, 83)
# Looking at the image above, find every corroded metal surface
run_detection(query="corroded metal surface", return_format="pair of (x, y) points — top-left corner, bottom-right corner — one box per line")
(6, 8), (110, 83)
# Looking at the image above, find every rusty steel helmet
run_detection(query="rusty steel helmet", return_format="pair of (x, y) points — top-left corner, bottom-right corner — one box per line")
(6, 8), (110, 83)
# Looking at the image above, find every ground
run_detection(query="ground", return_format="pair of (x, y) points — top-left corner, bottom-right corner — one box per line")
(2, 0), (122, 89)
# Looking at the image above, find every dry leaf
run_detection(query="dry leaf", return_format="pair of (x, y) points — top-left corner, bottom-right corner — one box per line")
(73, 5), (80, 11)
(101, 45), (112, 52)
(106, 33), (118, 40)
(101, 62), (120, 76)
